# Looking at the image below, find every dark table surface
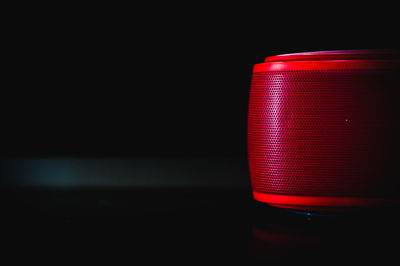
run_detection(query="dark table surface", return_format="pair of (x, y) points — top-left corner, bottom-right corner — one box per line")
(1, 187), (399, 265)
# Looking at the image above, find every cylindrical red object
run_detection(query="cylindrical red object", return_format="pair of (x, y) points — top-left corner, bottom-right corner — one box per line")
(248, 50), (400, 211)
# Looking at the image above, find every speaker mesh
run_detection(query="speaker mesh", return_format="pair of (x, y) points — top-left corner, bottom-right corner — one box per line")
(248, 70), (397, 197)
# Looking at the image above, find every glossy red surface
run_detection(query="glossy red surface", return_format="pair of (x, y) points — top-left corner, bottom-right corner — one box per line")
(264, 49), (400, 62)
(253, 59), (400, 72)
(253, 192), (400, 211)
(248, 50), (400, 211)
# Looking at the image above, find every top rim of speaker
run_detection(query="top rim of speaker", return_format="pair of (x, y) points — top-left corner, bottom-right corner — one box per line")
(265, 49), (400, 63)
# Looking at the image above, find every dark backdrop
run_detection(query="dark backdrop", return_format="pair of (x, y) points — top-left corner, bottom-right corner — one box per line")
(2, 4), (399, 187)
(1, 6), (400, 264)
(4, 5), (399, 158)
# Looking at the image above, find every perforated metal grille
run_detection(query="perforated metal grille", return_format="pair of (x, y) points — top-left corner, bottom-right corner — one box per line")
(248, 70), (398, 197)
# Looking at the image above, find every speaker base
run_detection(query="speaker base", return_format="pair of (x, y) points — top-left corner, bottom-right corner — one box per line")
(253, 191), (400, 212)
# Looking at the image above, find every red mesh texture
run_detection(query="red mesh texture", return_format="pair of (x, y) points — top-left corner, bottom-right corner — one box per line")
(248, 70), (399, 197)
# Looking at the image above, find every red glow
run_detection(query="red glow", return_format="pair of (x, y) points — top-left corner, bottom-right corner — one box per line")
(253, 59), (400, 72)
(253, 192), (400, 210)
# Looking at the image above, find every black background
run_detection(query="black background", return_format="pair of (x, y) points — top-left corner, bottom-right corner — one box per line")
(2, 4), (400, 265)
(3, 4), (399, 159)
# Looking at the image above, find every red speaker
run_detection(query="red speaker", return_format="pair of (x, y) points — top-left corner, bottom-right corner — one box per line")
(248, 50), (400, 212)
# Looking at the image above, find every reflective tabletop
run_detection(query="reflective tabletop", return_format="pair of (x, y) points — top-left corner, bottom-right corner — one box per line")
(2, 187), (399, 265)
